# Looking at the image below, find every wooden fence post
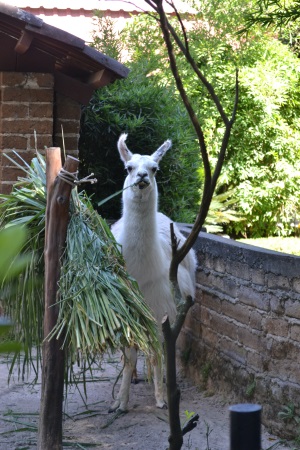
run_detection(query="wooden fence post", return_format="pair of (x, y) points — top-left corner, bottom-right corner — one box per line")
(37, 148), (79, 450)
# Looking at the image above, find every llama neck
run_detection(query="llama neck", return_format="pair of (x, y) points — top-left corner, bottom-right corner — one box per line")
(121, 188), (159, 243)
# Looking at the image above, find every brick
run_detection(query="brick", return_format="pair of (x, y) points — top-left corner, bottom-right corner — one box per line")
(29, 103), (53, 118)
(196, 269), (211, 286)
(200, 305), (212, 326)
(53, 136), (79, 151)
(250, 268), (266, 285)
(237, 326), (264, 352)
(1, 149), (36, 166)
(1, 103), (29, 119)
(239, 285), (270, 311)
(249, 309), (263, 330)
(290, 323), (300, 342)
(221, 338), (247, 365)
(202, 292), (222, 313)
(184, 303), (201, 330)
(270, 338), (293, 359)
(247, 350), (269, 372)
(194, 285), (203, 303)
(285, 300), (300, 319)
(211, 314), (238, 341)
(2, 119), (53, 134)
(222, 300), (250, 325)
(293, 279), (300, 294)
(268, 359), (298, 383)
(265, 317), (289, 337)
(29, 134), (53, 149)
(0, 72), (29, 86)
(2, 87), (53, 103)
(270, 296), (285, 315)
(34, 73), (54, 88)
(0, 182), (14, 194)
(54, 119), (80, 134)
(227, 261), (251, 281)
(2, 166), (24, 183)
(201, 326), (218, 346)
(267, 273), (290, 290)
(213, 257), (226, 274)
(1, 134), (28, 149)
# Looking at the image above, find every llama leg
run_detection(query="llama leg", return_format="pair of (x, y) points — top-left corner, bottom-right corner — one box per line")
(131, 344), (139, 384)
(152, 356), (167, 409)
(109, 347), (137, 412)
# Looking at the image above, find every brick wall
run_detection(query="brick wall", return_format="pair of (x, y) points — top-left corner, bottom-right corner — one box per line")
(53, 92), (81, 159)
(178, 232), (300, 438)
(0, 72), (53, 194)
(0, 72), (81, 194)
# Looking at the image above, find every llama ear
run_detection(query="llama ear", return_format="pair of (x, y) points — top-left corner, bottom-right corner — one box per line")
(117, 133), (133, 163)
(152, 139), (172, 163)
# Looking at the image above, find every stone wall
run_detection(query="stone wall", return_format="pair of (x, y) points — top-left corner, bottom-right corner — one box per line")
(179, 231), (300, 438)
(0, 72), (81, 194)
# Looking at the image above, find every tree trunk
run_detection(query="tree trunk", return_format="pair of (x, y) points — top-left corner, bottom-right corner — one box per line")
(163, 315), (183, 450)
(37, 148), (79, 450)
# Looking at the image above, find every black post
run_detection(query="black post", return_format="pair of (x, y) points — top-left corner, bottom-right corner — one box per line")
(229, 403), (262, 450)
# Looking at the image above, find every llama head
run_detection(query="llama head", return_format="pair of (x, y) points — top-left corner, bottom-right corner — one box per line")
(117, 133), (171, 199)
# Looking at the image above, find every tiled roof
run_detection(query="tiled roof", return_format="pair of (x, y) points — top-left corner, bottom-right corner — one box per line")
(2, 1), (194, 13)
(0, 2), (129, 104)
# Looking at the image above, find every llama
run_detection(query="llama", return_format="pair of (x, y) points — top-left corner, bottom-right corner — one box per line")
(110, 133), (196, 412)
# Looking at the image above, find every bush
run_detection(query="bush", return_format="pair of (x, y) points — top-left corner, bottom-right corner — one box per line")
(79, 67), (200, 222)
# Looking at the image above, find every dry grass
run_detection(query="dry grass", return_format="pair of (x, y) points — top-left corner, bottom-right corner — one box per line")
(237, 237), (300, 256)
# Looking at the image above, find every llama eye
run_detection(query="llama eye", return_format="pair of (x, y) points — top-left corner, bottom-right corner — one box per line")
(152, 167), (158, 174)
(126, 166), (133, 173)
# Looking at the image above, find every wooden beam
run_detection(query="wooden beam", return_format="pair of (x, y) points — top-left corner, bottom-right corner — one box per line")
(15, 30), (34, 54)
(86, 69), (105, 88)
(54, 70), (94, 105)
(38, 148), (79, 450)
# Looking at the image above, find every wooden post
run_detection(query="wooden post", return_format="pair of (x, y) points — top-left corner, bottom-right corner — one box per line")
(38, 148), (79, 450)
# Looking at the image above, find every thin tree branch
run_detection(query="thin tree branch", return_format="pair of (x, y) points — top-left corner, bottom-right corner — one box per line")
(147, 0), (211, 184)
(166, 0), (190, 54)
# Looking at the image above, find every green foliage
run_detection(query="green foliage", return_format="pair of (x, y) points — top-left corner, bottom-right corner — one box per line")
(0, 152), (160, 377)
(223, 37), (300, 237)
(118, 3), (300, 236)
(90, 10), (123, 61)
(79, 69), (200, 222)
(243, 0), (300, 29)
(85, 1), (300, 236)
(245, 378), (256, 398)
(0, 226), (30, 354)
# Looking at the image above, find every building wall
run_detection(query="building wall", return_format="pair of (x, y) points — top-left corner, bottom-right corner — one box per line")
(0, 72), (81, 194)
(178, 232), (300, 438)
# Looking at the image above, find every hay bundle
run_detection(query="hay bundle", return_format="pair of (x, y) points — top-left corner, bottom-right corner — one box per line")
(0, 152), (159, 373)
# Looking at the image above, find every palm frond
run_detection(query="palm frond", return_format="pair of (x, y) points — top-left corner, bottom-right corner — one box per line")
(0, 151), (159, 378)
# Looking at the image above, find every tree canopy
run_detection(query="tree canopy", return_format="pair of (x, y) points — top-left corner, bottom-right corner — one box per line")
(79, 0), (300, 237)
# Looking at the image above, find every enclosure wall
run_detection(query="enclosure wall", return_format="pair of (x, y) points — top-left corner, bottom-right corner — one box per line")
(179, 232), (300, 438)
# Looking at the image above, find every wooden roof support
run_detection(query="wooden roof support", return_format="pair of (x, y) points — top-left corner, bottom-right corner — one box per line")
(15, 30), (34, 54)
(86, 69), (105, 88)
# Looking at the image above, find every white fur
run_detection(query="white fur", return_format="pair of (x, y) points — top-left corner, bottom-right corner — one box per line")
(110, 133), (196, 411)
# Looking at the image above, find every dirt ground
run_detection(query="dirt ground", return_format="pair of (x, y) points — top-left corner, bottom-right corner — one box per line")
(0, 352), (294, 450)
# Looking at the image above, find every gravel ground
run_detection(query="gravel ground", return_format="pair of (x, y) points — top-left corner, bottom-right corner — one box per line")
(0, 352), (294, 450)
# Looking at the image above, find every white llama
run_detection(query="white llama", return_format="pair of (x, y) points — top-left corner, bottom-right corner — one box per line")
(110, 133), (196, 412)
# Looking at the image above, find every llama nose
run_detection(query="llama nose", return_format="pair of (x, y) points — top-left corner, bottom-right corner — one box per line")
(137, 171), (148, 179)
